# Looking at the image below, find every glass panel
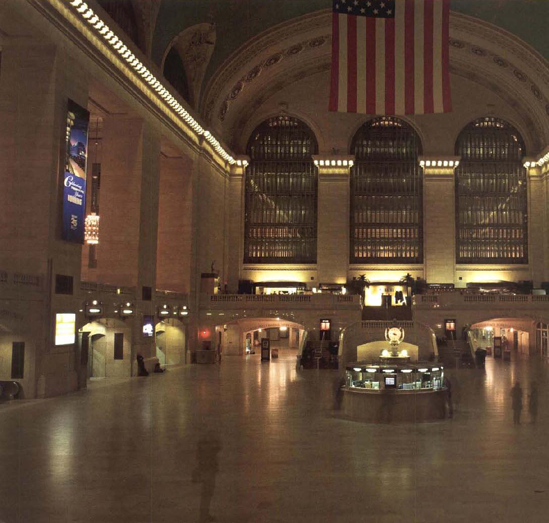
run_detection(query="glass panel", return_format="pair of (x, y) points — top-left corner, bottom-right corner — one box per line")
(350, 117), (423, 264)
(244, 116), (318, 264)
(455, 117), (527, 264)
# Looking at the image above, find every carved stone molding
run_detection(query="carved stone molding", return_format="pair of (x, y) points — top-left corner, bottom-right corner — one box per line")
(202, 9), (549, 154)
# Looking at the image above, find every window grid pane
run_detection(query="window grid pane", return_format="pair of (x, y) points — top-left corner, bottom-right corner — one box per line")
(245, 116), (318, 264)
(455, 117), (528, 264)
(351, 117), (423, 264)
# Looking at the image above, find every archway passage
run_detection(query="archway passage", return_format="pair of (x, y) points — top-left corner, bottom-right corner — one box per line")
(217, 318), (306, 360)
(80, 318), (132, 378)
(469, 317), (536, 360)
(155, 318), (186, 366)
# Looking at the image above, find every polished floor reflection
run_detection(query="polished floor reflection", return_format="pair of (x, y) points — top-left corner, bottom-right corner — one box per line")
(1, 352), (549, 522)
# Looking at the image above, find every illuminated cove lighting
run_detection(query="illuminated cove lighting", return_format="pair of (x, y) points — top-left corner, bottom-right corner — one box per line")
(65, 0), (235, 165)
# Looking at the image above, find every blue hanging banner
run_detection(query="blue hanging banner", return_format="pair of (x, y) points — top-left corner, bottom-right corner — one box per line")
(62, 99), (90, 243)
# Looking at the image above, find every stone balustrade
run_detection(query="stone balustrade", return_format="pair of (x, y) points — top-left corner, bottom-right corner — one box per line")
(202, 293), (362, 310)
(413, 292), (549, 310)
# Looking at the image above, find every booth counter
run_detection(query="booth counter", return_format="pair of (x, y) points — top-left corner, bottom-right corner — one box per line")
(342, 363), (448, 423)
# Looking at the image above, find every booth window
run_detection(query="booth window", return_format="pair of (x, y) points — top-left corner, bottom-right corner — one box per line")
(244, 116), (318, 264)
(350, 117), (423, 264)
(455, 117), (527, 264)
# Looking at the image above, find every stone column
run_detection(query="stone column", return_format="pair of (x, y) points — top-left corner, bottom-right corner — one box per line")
(313, 156), (354, 285)
(156, 154), (194, 294)
(420, 157), (459, 284)
(225, 157), (248, 293)
(95, 116), (161, 366)
(527, 155), (549, 286)
(0, 41), (89, 397)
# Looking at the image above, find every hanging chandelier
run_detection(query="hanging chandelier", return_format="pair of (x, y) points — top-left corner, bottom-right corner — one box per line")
(84, 213), (100, 244)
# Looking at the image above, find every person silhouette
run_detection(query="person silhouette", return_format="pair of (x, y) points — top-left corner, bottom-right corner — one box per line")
(510, 381), (523, 425)
(192, 432), (222, 522)
(529, 382), (539, 424)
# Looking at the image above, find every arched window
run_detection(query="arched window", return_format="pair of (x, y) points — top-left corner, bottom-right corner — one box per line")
(350, 117), (423, 264)
(244, 116), (318, 264)
(163, 48), (190, 104)
(97, 0), (142, 52)
(455, 117), (527, 264)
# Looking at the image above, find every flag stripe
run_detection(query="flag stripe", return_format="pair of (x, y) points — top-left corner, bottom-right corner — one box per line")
(423, 0), (434, 113)
(365, 16), (376, 114)
(338, 14), (348, 112)
(385, 18), (396, 115)
(414, 0), (424, 115)
(375, 18), (385, 115)
(432, 0), (443, 113)
(404, 0), (415, 115)
(442, 0), (452, 112)
(347, 15), (358, 113)
(357, 18), (367, 113)
(329, 12), (339, 112)
(394, 7), (405, 115)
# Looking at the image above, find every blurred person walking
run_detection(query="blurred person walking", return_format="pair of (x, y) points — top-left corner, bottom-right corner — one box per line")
(510, 381), (523, 425)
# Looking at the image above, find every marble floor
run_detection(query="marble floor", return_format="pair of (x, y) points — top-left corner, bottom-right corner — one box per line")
(1, 351), (549, 523)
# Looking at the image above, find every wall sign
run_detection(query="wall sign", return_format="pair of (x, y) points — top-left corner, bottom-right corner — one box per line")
(55, 313), (76, 345)
(62, 99), (90, 243)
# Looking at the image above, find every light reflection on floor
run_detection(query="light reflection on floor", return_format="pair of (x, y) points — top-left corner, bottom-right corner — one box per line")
(1, 351), (549, 522)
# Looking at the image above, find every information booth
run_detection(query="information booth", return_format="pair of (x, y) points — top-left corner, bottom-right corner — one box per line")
(342, 363), (447, 422)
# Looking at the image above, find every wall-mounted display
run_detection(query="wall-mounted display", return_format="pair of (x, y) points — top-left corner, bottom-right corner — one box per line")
(143, 315), (154, 337)
(62, 99), (90, 243)
(55, 313), (76, 345)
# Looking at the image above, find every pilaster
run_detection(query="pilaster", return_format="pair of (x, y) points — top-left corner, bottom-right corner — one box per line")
(313, 155), (354, 284)
(420, 157), (460, 284)
(226, 157), (248, 293)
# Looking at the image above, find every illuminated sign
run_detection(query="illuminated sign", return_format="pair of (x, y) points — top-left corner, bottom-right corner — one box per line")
(445, 319), (456, 331)
(62, 100), (90, 243)
(55, 313), (76, 345)
(320, 319), (331, 331)
(142, 315), (154, 337)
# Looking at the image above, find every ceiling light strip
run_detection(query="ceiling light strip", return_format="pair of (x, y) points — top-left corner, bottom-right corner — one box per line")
(65, 0), (235, 164)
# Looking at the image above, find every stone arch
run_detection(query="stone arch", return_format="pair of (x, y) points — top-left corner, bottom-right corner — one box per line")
(160, 23), (217, 108)
(346, 115), (426, 157)
(202, 10), (549, 156)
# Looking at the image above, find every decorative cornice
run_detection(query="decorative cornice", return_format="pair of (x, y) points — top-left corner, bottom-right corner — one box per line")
(51, 0), (237, 165)
(201, 9), (331, 118)
(420, 156), (460, 176)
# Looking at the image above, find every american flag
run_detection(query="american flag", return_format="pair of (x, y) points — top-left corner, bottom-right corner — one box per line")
(329, 0), (451, 115)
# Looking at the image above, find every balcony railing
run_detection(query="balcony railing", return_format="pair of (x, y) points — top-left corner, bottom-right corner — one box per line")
(414, 292), (549, 309)
(203, 293), (361, 309)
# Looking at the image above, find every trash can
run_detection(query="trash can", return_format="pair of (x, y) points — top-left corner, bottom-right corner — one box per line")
(261, 339), (270, 361)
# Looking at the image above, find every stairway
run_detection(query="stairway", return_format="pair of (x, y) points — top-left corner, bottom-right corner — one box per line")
(362, 305), (413, 321)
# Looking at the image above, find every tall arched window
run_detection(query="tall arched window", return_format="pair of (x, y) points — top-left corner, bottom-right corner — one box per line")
(97, 0), (142, 52)
(244, 116), (318, 264)
(455, 117), (527, 264)
(350, 117), (423, 264)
